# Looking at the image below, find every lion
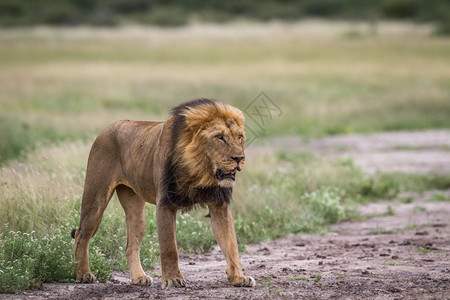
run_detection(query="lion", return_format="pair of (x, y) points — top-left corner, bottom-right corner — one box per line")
(71, 99), (255, 288)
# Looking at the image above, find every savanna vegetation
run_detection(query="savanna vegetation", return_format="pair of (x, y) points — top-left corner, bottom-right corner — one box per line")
(1, 22), (450, 293)
(1, 22), (450, 163)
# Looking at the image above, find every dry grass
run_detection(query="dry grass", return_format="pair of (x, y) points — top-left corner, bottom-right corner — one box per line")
(0, 142), (88, 232)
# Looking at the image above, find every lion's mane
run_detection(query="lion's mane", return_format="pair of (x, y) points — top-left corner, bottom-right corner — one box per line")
(160, 99), (244, 211)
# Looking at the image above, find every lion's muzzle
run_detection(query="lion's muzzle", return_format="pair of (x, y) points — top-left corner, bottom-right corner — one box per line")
(216, 168), (237, 181)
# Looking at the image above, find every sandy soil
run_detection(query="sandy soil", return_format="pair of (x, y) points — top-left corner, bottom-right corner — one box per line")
(3, 131), (450, 300)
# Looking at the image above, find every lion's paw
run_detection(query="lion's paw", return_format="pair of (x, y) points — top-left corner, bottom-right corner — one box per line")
(132, 274), (153, 286)
(77, 272), (96, 284)
(161, 277), (186, 289)
(230, 275), (256, 287)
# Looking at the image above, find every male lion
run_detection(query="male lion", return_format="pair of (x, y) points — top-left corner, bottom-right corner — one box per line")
(71, 99), (255, 288)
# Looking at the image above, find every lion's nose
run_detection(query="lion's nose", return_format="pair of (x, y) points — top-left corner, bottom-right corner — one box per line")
(231, 156), (244, 164)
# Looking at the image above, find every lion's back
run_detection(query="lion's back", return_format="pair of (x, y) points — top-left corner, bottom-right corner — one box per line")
(87, 120), (164, 175)
(94, 119), (163, 148)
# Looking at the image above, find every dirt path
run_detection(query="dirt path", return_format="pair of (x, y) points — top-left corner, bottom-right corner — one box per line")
(4, 131), (450, 299)
(256, 130), (450, 174)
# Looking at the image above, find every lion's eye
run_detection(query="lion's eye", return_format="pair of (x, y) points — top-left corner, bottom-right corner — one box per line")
(216, 135), (225, 142)
(238, 134), (243, 141)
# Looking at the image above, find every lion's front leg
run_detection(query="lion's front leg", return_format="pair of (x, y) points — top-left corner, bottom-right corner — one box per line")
(156, 204), (186, 289)
(208, 203), (256, 287)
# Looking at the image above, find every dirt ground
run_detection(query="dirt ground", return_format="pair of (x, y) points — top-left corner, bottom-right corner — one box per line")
(259, 130), (450, 174)
(3, 131), (450, 300)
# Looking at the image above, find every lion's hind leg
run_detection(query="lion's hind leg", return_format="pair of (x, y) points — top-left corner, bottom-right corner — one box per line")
(117, 185), (153, 286)
(74, 183), (116, 283)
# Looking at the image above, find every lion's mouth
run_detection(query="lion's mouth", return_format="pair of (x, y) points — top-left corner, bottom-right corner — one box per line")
(216, 168), (237, 181)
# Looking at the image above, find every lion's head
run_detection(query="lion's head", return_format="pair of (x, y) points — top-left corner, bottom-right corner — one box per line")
(174, 99), (246, 188)
(162, 99), (246, 209)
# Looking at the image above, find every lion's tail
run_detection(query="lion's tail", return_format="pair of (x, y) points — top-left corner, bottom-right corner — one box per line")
(71, 228), (77, 239)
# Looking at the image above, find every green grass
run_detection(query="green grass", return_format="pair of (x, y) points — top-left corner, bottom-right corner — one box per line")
(358, 173), (450, 199)
(416, 247), (443, 254)
(413, 205), (427, 213)
(368, 224), (423, 235)
(431, 193), (450, 202)
(289, 274), (322, 282)
(389, 145), (450, 151)
(381, 261), (407, 267)
(399, 196), (414, 203)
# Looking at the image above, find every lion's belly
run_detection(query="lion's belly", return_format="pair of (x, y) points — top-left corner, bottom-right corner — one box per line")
(114, 120), (167, 205)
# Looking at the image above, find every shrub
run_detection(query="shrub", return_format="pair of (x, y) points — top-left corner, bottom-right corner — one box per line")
(0, 225), (74, 293)
(176, 213), (216, 253)
(381, 0), (419, 19)
(89, 246), (113, 283)
(302, 187), (347, 225)
(134, 7), (189, 27)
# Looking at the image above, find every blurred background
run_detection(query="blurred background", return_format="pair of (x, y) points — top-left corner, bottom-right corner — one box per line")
(0, 0), (450, 30)
(1, 0), (450, 162)
(1, 0), (450, 293)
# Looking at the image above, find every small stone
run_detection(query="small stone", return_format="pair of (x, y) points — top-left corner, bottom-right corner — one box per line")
(392, 255), (399, 259)
(426, 246), (439, 251)
(387, 286), (401, 293)
(432, 223), (446, 228)
(139, 292), (151, 298)
(319, 261), (323, 265)
(415, 231), (429, 236)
